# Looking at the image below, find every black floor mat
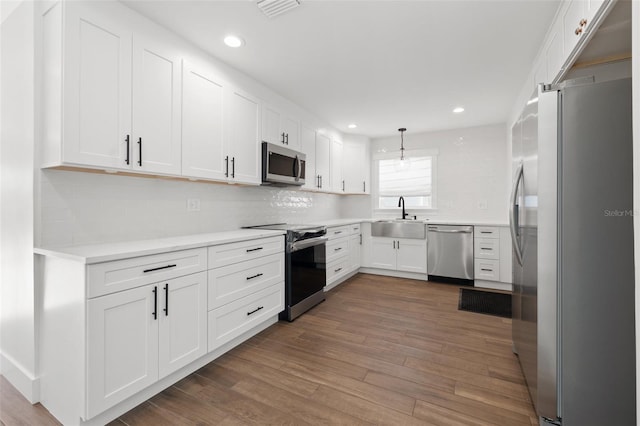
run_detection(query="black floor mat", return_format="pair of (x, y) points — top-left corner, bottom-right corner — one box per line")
(458, 288), (512, 318)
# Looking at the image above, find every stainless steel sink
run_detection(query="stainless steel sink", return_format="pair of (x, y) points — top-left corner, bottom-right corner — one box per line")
(371, 220), (426, 239)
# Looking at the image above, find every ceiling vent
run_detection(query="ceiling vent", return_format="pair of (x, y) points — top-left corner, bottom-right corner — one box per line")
(256, 0), (300, 18)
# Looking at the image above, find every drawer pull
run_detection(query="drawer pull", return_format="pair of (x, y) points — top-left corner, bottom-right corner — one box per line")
(334, 231), (343, 235)
(335, 267), (343, 273)
(481, 268), (493, 272)
(143, 264), (177, 273)
(246, 273), (264, 281)
(334, 247), (342, 252)
(481, 248), (493, 251)
(247, 306), (264, 316)
(246, 247), (263, 253)
(481, 231), (493, 234)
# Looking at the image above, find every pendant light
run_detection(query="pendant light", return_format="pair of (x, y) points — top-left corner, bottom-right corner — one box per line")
(396, 127), (410, 171)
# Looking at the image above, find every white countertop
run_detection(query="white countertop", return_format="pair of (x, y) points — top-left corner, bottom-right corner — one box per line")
(322, 218), (509, 227)
(34, 229), (286, 264)
(35, 218), (508, 264)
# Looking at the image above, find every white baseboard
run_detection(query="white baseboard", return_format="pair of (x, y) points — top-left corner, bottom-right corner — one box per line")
(359, 267), (429, 281)
(474, 280), (512, 292)
(0, 351), (40, 403)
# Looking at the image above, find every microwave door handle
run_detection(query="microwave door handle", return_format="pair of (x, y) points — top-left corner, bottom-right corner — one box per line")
(296, 156), (302, 181)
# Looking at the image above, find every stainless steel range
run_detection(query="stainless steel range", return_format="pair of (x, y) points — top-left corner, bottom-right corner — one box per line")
(244, 223), (327, 321)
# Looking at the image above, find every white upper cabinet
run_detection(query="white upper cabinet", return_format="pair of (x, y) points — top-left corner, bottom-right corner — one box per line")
(181, 60), (227, 181)
(261, 103), (300, 149)
(331, 137), (344, 193)
(343, 138), (370, 194)
(47, 1), (181, 175)
(228, 88), (262, 185)
(315, 132), (331, 191)
(132, 32), (182, 175)
(300, 126), (317, 191)
(59, 1), (132, 169)
(562, 0), (587, 58)
(181, 61), (260, 185)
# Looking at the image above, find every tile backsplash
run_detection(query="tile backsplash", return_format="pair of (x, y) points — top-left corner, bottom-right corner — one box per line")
(38, 170), (343, 247)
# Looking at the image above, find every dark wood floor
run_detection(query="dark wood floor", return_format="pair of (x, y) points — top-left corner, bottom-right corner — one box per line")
(1, 273), (537, 425)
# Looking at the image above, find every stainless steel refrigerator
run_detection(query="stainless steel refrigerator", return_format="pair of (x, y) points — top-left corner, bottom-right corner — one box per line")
(510, 77), (635, 426)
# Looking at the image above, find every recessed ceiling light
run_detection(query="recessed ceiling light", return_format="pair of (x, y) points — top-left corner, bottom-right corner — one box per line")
(224, 35), (244, 48)
(348, 123), (357, 129)
(453, 107), (465, 113)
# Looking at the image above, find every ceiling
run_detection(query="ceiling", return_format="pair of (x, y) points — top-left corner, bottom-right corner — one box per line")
(123, 0), (560, 139)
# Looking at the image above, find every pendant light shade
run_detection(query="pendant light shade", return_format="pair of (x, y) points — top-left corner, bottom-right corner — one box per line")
(395, 127), (410, 171)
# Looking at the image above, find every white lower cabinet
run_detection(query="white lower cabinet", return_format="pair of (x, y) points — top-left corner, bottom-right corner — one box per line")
(87, 283), (159, 418)
(207, 236), (285, 350)
(324, 224), (362, 290)
(370, 237), (427, 273)
(208, 283), (283, 350)
(38, 234), (285, 425)
(473, 226), (513, 290)
(87, 272), (206, 418)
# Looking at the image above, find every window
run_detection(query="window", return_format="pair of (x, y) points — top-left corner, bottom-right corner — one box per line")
(375, 150), (437, 210)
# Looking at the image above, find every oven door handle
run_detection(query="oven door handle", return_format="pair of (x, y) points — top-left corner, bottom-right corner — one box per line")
(290, 236), (328, 253)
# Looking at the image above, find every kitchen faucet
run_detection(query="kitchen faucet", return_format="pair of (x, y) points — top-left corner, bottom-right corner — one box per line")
(398, 196), (409, 219)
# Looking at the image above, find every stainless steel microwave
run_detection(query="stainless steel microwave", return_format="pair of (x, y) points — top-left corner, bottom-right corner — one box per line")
(262, 142), (306, 186)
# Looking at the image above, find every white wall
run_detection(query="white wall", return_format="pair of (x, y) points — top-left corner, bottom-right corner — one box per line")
(39, 170), (343, 247)
(366, 123), (509, 223)
(0, 0), (39, 402)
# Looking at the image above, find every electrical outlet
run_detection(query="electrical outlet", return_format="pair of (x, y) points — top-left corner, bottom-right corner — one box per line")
(187, 198), (200, 212)
(477, 200), (488, 210)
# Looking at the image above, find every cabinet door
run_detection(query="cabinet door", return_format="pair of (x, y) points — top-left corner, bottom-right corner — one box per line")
(562, 0), (586, 57)
(63, 2), (132, 169)
(348, 234), (361, 272)
(315, 133), (331, 191)
(181, 60), (227, 181)
(262, 104), (283, 145)
(343, 140), (368, 193)
(301, 126), (317, 190)
(228, 87), (261, 185)
(87, 284), (159, 418)
(396, 239), (427, 274)
(281, 115), (300, 149)
(331, 138), (344, 193)
(159, 272), (207, 378)
(370, 238), (396, 270)
(132, 33), (182, 175)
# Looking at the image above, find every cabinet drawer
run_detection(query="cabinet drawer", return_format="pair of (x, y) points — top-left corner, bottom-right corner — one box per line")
(349, 223), (361, 235)
(208, 236), (284, 269)
(475, 226), (500, 239)
(208, 253), (284, 309)
(327, 226), (350, 240)
(474, 238), (500, 260)
(87, 248), (207, 298)
(208, 283), (284, 352)
(475, 259), (500, 281)
(326, 238), (349, 263)
(327, 258), (350, 284)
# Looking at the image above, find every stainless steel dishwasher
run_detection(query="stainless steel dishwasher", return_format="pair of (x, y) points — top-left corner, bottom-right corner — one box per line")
(427, 225), (474, 283)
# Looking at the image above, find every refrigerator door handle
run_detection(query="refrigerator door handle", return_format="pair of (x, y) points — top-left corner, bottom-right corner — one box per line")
(509, 162), (524, 265)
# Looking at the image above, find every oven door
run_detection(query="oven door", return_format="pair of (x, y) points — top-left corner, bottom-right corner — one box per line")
(288, 236), (326, 308)
(262, 142), (306, 186)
